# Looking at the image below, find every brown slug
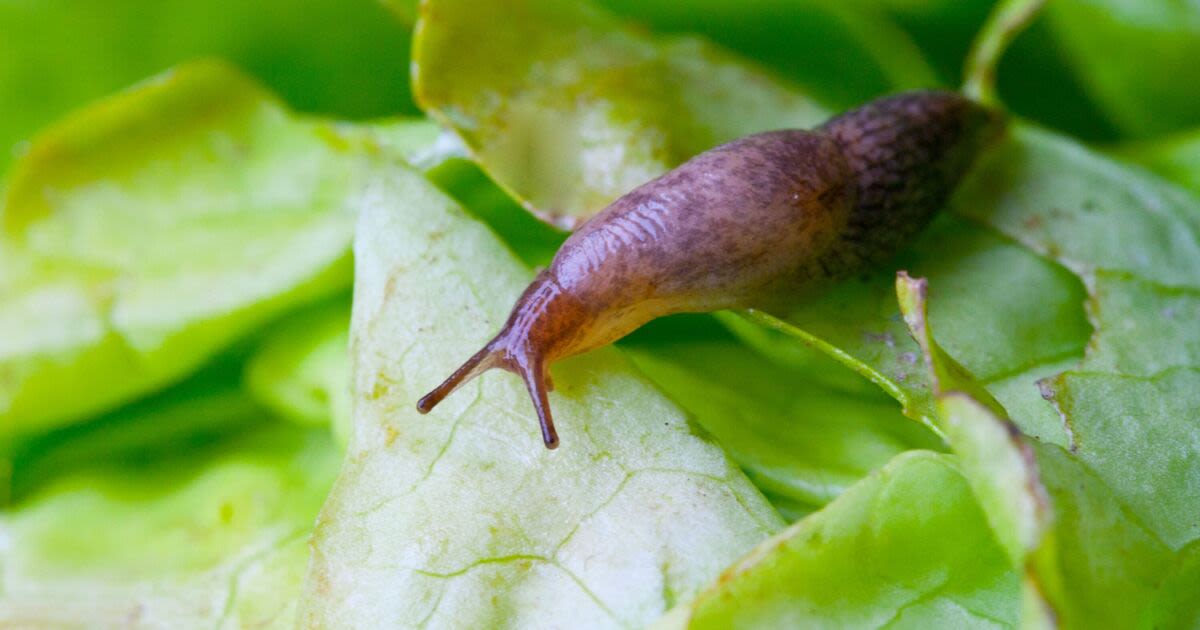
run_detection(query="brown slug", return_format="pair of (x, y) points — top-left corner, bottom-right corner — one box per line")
(417, 90), (1004, 449)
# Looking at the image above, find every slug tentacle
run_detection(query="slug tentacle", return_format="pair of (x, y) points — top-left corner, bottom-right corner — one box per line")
(416, 90), (1003, 450)
(418, 270), (588, 448)
(416, 335), (559, 448)
(415, 343), (499, 414)
(518, 357), (558, 449)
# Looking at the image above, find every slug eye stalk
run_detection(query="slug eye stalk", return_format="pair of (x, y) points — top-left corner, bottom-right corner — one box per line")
(417, 342), (559, 449)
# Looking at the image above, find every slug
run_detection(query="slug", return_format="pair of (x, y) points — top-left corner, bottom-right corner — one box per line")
(417, 90), (1003, 448)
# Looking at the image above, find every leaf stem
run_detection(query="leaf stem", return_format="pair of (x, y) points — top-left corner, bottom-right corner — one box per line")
(963, 0), (1047, 106)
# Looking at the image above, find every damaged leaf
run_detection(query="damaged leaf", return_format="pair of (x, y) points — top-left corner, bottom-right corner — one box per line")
(892, 125), (1200, 627)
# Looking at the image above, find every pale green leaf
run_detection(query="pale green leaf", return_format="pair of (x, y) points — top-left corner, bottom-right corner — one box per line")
(895, 274), (1050, 567)
(954, 127), (1200, 287)
(0, 420), (339, 628)
(0, 62), (432, 438)
(299, 158), (781, 627)
(244, 298), (353, 445)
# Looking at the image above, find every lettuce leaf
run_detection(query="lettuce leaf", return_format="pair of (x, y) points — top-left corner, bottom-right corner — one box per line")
(299, 158), (782, 627)
(1, 417), (338, 628)
(655, 451), (1019, 629)
(953, 132), (1200, 599)
(0, 61), (433, 439)
(244, 299), (354, 445)
(897, 269), (1200, 628)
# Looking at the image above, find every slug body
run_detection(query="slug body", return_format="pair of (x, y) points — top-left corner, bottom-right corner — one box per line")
(418, 90), (1003, 448)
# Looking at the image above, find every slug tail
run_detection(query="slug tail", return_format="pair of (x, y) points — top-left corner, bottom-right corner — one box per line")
(416, 344), (499, 414)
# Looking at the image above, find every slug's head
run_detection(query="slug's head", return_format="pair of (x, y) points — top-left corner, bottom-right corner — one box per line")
(416, 272), (589, 449)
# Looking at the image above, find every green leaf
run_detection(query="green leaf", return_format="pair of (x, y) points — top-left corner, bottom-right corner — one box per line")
(954, 127), (1200, 287)
(0, 61), (433, 439)
(413, 0), (829, 228)
(623, 328), (942, 515)
(1046, 369), (1200, 545)
(1038, 274), (1200, 552)
(891, 126), (1200, 626)
(299, 160), (783, 627)
(896, 273), (1055, 626)
(920, 369), (1183, 628)
(0, 420), (340, 627)
(655, 451), (1019, 629)
(0, 0), (416, 176)
(244, 298), (353, 445)
(895, 274), (1050, 566)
